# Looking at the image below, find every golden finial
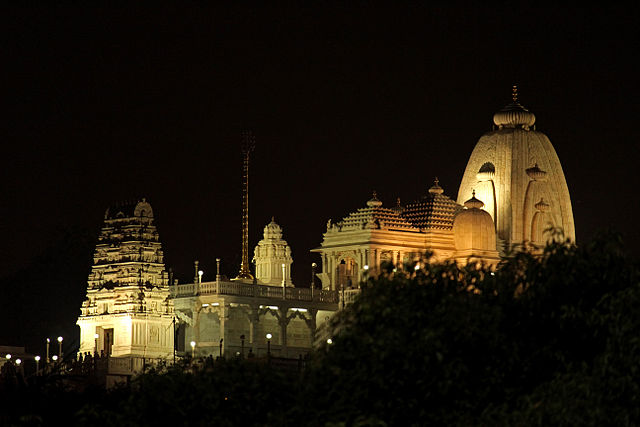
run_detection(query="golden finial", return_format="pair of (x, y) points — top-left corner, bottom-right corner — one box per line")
(434, 176), (439, 186)
(373, 190), (378, 199)
(472, 189), (476, 197)
(512, 85), (518, 103)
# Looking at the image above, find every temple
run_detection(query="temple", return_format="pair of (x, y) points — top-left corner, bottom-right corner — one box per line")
(457, 86), (575, 251)
(76, 89), (575, 376)
(76, 199), (174, 372)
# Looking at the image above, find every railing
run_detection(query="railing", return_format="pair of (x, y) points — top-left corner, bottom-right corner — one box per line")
(341, 288), (362, 306)
(171, 281), (339, 304)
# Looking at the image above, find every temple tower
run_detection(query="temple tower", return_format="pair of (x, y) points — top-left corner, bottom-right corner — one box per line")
(457, 87), (575, 251)
(252, 218), (294, 286)
(76, 199), (174, 361)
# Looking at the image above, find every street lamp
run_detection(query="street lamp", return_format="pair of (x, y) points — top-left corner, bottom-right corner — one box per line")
(52, 355), (58, 362)
(57, 336), (63, 358)
(198, 270), (203, 284)
(327, 338), (333, 345)
(35, 356), (41, 374)
(46, 338), (50, 363)
(190, 341), (196, 358)
(219, 338), (224, 358)
(311, 263), (317, 298)
(15, 359), (21, 366)
(266, 333), (272, 357)
(5, 354), (11, 361)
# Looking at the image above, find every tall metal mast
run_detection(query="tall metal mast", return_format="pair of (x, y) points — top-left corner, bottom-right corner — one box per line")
(235, 131), (255, 280)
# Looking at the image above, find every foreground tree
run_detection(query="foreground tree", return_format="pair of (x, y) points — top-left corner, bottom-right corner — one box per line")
(300, 231), (640, 426)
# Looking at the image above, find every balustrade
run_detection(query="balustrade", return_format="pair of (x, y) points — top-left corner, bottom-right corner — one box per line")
(171, 281), (338, 303)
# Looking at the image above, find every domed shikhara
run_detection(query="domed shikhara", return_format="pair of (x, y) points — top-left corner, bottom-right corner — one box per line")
(453, 193), (497, 254)
(457, 89), (575, 251)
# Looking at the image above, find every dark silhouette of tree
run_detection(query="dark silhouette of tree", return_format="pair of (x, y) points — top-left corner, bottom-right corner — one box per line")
(300, 230), (640, 425)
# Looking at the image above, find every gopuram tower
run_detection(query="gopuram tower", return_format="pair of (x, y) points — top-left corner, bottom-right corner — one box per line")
(76, 198), (174, 363)
(457, 87), (575, 251)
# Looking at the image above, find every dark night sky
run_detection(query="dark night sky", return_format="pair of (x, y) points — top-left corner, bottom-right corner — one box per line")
(2, 4), (639, 353)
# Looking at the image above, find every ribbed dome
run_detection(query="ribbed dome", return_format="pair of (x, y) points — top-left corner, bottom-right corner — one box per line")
(453, 196), (496, 252)
(428, 178), (444, 195)
(493, 102), (536, 129)
(464, 191), (484, 209)
(263, 218), (283, 239)
(366, 191), (383, 208)
(492, 86), (535, 130)
(526, 163), (548, 181)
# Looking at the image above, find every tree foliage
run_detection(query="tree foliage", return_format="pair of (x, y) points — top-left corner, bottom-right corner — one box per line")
(301, 230), (640, 426)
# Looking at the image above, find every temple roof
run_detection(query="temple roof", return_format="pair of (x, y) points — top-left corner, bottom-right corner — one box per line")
(104, 198), (154, 220)
(328, 185), (462, 234)
(402, 189), (462, 230)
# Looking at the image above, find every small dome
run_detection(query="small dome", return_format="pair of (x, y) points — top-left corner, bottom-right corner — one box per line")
(263, 217), (283, 239)
(428, 177), (444, 195)
(535, 198), (550, 212)
(464, 190), (484, 209)
(392, 197), (404, 214)
(134, 198), (153, 218)
(476, 162), (495, 182)
(453, 197), (496, 252)
(526, 163), (548, 181)
(492, 86), (536, 130)
(367, 191), (383, 208)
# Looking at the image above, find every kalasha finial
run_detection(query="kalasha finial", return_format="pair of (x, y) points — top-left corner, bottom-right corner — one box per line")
(372, 190), (378, 199)
(472, 189), (476, 197)
(434, 176), (439, 186)
(512, 85), (518, 103)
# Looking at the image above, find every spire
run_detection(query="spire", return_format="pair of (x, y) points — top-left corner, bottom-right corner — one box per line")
(429, 177), (444, 195)
(235, 131), (255, 281)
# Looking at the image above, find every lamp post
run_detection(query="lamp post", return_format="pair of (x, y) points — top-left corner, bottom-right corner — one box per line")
(266, 333), (272, 358)
(35, 356), (41, 375)
(240, 334), (245, 358)
(327, 338), (333, 345)
(311, 262), (317, 299)
(57, 336), (63, 358)
(190, 341), (196, 358)
(46, 338), (50, 363)
(52, 355), (58, 363)
(5, 354), (11, 362)
(219, 338), (224, 358)
(282, 263), (286, 298)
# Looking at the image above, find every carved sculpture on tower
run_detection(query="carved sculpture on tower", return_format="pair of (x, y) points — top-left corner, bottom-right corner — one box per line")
(253, 218), (294, 286)
(457, 86), (575, 252)
(76, 198), (174, 364)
